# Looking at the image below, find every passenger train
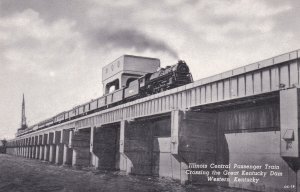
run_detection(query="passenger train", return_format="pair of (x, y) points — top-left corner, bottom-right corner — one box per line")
(21, 60), (193, 133)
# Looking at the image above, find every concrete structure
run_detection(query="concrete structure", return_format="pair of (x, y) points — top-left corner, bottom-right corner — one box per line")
(102, 55), (160, 94)
(6, 50), (300, 192)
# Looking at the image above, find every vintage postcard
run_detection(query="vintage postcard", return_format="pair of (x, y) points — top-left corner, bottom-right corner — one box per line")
(1, 1), (299, 191)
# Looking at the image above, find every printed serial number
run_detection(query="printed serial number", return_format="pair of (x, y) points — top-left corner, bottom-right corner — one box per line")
(284, 185), (295, 189)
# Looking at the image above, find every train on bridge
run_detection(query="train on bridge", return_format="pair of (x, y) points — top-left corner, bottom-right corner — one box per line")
(19, 56), (193, 135)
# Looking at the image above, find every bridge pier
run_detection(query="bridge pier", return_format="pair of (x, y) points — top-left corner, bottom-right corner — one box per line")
(92, 124), (119, 170)
(30, 145), (35, 159)
(25, 138), (29, 158)
(26, 138), (30, 158)
(35, 145), (39, 159)
(49, 132), (56, 163)
(170, 110), (218, 184)
(216, 91), (299, 191)
(26, 147), (30, 158)
(39, 135), (45, 160)
(63, 130), (73, 165)
(20, 147), (23, 157)
(118, 114), (184, 179)
(49, 144), (56, 163)
(28, 138), (32, 158)
(23, 147), (25, 157)
(24, 147), (26, 157)
(43, 134), (50, 161)
(44, 145), (50, 161)
(63, 145), (73, 165)
(21, 147), (23, 157)
(29, 146), (33, 159)
(20, 147), (22, 156)
(119, 119), (155, 175)
(29, 137), (32, 158)
(24, 146), (27, 158)
(54, 131), (64, 165)
(55, 143), (63, 164)
(30, 137), (36, 158)
(39, 146), (44, 160)
(72, 128), (91, 167)
(90, 127), (98, 167)
(32, 136), (37, 159)
(23, 139), (26, 157)
(34, 136), (39, 159)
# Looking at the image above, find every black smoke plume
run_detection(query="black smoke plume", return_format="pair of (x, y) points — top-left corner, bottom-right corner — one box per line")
(90, 28), (178, 59)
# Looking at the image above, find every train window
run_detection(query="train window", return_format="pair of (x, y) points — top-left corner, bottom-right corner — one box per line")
(85, 104), (90, 111)
(126, 78), (138, 87)
(109, 86), (116, 93)
(106, 79), (119, 93)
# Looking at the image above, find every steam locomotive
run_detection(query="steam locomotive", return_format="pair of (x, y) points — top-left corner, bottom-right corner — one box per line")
(29, 60), (193, 131)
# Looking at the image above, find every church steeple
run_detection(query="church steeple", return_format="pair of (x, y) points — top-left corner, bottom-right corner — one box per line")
(20, 94), (27, 130)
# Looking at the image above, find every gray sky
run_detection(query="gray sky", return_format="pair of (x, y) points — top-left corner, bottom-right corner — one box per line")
(0, 0), (299, 139)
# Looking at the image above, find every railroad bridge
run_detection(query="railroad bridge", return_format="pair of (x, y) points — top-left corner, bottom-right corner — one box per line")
(6, 50), (300, 192)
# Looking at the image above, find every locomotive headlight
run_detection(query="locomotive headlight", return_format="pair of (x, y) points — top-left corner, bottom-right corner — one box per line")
(178, 65), (188, 72)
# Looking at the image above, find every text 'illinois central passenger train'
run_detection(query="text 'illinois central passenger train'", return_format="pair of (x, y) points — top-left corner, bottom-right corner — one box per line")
(20, 58), (193, 135)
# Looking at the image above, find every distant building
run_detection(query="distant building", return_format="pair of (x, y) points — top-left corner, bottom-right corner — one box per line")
(17, 94), (28, 135)
(20, 94), (28, 130)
